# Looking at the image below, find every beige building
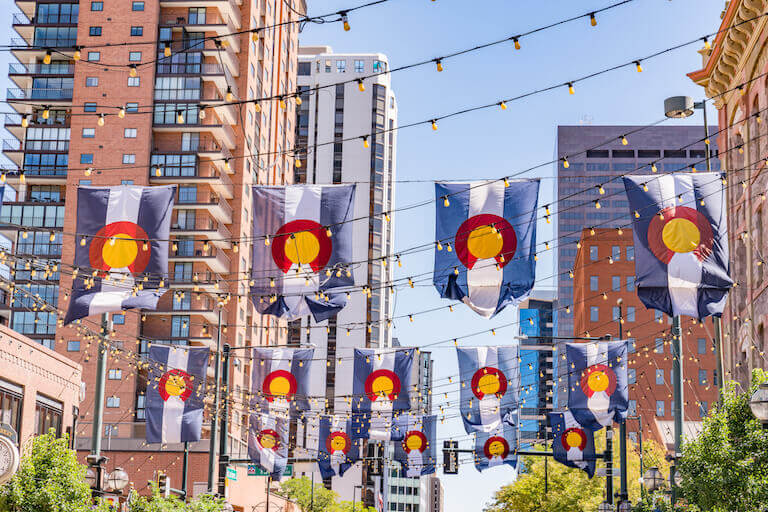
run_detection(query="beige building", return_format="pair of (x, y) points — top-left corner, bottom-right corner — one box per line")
(688, 0), (768, 388)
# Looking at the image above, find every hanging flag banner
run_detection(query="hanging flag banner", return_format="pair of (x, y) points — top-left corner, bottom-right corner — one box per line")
(251, 348), (314, 416)
(64, 185), (175, 324)
(473, 411), (519, 473)
(393, 415), (436, 477)
(146, 345), (209, 444)
(317, 416), (359, 478)
(248, 413), (289, 480)
(457, 345), (520, 433)
(550, 410), (597, 478)
(433, 180), (539, 317)
(566, 341), (628, 430)
(623, 173), (732, 318)
(250, 185), (356, 322)
(351, 348), (414, 440)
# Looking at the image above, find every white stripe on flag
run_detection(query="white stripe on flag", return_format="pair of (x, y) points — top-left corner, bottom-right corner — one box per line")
(368, 351), (397, 440)
(161, 346), (189, 444)
(406, 450), (423, 477)
(283, 187), (322, 318)
(585, 343), (612, 427)
(88, 186), (143, 316)
(464, 181), (505, 317)
(563, 411), (588, 469)
(267, 349), (294, 416)
(477, 347), (502, 432)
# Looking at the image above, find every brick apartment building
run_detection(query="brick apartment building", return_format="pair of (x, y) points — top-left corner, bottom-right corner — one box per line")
(571, 228), (719, 451)
(3, 0), (304, 506)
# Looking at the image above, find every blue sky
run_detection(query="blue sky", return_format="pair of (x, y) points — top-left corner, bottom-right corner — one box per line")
(298, 1), (723, 510)
(0, 1), (725, 510)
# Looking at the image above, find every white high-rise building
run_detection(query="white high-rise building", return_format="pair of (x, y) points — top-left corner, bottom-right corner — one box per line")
(290, 46), (398, 507)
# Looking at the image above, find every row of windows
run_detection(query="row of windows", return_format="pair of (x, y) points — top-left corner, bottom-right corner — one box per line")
(589, 275), (635, 292)
(0, 385), (64, 440)
(589, 245), (634, 261)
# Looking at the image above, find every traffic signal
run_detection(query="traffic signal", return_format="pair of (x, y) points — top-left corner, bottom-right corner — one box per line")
(157, 471), (170, 498)
(443, 441), (458, 475)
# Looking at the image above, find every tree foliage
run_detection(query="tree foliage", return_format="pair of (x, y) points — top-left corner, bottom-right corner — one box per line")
(124, 484), (229, 512)
(484, 432), (668, 512)
(677, 369), (768, 512)
(0, 431), (95, 512)
(277, 476), (374, 512)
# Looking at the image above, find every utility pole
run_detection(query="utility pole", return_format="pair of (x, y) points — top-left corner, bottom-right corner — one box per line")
(181, 442), (189, 501)
(605, 426), (614, 506)
(671, 315), (684, 506)
(217, 344), (231, 496)
(207, 305), (224, 492)
(87, 312), (111, 497)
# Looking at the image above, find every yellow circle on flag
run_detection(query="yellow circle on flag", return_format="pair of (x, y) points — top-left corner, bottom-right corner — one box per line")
(467, 225), (503, 259)
(406, 434), (423, 451)
(487, 440), (506, 457)
(260, 434), (277, 449)
(284, 231), (320, 265)
(477, 374), (501, 395)
(587, 371), (610, 393)
(370, 375), (394, 397)
(330, 436), (346, 452)
(269, 376), (292, 398)
(101, 233), (138, 269)
(565, 431), (583, 448)
(661, 218), (700, 253)
(164, 374), (187, 397)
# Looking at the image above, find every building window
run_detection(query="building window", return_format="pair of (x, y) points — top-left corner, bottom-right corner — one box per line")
(113, 314), (125, 324)
(127, 76), (140, 87)
(699, 401), (708, 417)
(612, 306), (620, 321)
(87, 51), (100, 61)
(627, 338), (636, 353)
(628, 399), (637, 416)
(654, 338), (664, 353)
(0, 385), (23, 435)
(654, 310), (663, 323)
(590, 307), (599, 322)
(628, 368), (636, 384)
(130, 26), (143, 36)
(373, 60), (386, 72)
(106, 396), (120, 408)
(590, 275), (598, 291)
(129, 51), (142, 62)
(612, 276), (621, 291)
(86, 77), (99, 87)
(655, 369), (665, 385)
(171, 315), (190, 337)
(612, 246), (621, 261)
(626, 246), (634, 260)
(84, 102), (97, 112)
(82, 128), (95, 138)
(89, 26), (102, 36)
(713, 369), (719, 387)
(122, 154), (135, 164)
(121, 180), (133, 185)
(355, 59), (365, 73)
(590, 246), (598, 260)
(80, 153), (94, 164)
(697, 338), (706, 354)
(626, 276), (635, 292)
(656, 400), (665, 417)
(132, 1), (144, 11)
(126, 102), (139, 112)
(698, 369), (707, 385)
(626, 307), (635, 322)
(35, 397), (62, 436)
(124, 128), (137, 138)
(136, 393), (146, 420)
(91, 1), (103, 10)
(108, 369), (122, 380)
(104, 424), (118, 436)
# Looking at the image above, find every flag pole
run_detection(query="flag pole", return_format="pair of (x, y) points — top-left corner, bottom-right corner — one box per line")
(207, 304), (224, 492)
(617, 300), (629, 506)
(86, 312), (111, 498)
(181, 442), (189, 501)
(217, 343), (231, 496)
(671, 315), (684, 506)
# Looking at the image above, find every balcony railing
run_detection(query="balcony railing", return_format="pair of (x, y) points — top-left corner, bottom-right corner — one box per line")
(156, 62), (226, 75)
(3, 114), (22, 126)
(7, 88), (73, 100)
(10, 36), (77, 48)
(0, 203), (65, 228)
(11, 13), (31, 25)
(2, 139), (21, 151)
(9, 62), (74, 75)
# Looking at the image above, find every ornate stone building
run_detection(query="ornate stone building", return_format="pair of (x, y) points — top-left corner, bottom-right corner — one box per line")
(688, 0), (768, 388)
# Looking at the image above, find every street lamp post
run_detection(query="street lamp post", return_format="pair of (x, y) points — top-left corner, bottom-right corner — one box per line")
(616, 299), (629, 509)
(642, 467), (666, 493)
(750, 382), (768, 427)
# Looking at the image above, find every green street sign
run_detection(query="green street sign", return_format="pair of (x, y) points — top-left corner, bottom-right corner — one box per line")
(247, 464), (293, 477)
(226, 467), (238, 481)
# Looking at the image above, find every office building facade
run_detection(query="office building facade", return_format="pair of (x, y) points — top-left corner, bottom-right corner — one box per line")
(571, 228), (719, 450)
(4, 0), (304, 505)
(556, 126), (718, 338)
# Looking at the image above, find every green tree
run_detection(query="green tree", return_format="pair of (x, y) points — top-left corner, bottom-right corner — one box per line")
(484, 432), (668, 512)
(124, 485), (228, 512)
(677, 368), (768, 512)
(0, 431), (95, 512)
(277, 476), (338, 512)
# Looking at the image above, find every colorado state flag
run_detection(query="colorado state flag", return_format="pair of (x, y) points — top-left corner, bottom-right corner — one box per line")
(64, 185), (175, 324)
(317, 416), (359, 478)
(457, 346), (520, 433)
(393, 415), (436, 477)
(351, 348), (414, 440)
(248, 413), (289, 480)
(473, 414), (518, 473)
(566, 341), (628, 430)
(251, 185), (356, 322)
(251, 348), (314, 416)
(434, 180), (539, 317)
(146, 345), (209, 444)
(550, 410), (596, 478)
(623, 173), (732, 318)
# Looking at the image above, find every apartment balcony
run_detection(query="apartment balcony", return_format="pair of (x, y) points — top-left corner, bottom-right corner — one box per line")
(195, 137), (233, 171)
(6, 87), (73, 108)
(0, 201), (65, 236)
(2, 114), (24, 141)
(160, 12), (241, 50)
(149, 162), (234, 199)
(11, 12), (78, 47)
(159, 0), (242, 31)
(153, 119), (236, 150)
(170, 271), (230, 293)
(169, 245), (231, 274)
(199, 39), (239, 79)
(171, 217), (232, 249)
(9, 36), (77, 62)
(8, 62), (74, 89)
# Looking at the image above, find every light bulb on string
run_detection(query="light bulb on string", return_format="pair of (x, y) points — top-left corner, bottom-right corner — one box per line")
(703, 37), (711, 50)
(341, 12), (350, 31)
(118, 107), (125, 119)
(164, 44), (172, 57)
(98, 114), (105, 126)
(567, 82), (575, 95)
(43, 50), (52, 65)
(435, 59), (443, 72)
(129, 64), (137, 78)
(499, 101), (507, 110)
(634, 61), (642, 73)
(512, 37), (521, 50)
(431, 119), (438, 131)
(562, 156), (570, 168)
(362, 136), (369, 148)
(589, 12), (597, 26)
(73, 47), (81, 61)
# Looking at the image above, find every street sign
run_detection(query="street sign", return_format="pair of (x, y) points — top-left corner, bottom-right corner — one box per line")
(226, 467), (237, 481)
(595, 468), (613, 477)
(247, 464), (293, 477)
